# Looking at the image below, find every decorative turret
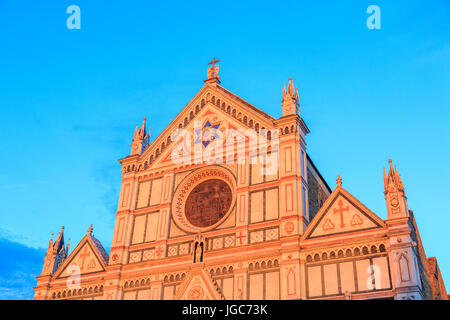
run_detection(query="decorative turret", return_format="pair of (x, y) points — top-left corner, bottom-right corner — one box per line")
(40, 226), (69, 276)
(384, 159), (409, 219)
(282, 77), (300, 116)
(130, 117), (150, 155)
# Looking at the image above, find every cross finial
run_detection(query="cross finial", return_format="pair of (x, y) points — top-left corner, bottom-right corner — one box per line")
(208, 57), (220, 67)
(336, 174), (342, 187)
(205, 57), (221, 83)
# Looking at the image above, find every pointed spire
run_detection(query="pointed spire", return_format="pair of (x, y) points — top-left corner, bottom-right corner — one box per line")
(41, 227), (68, 276)
(384, 158), (404, 193)
(66, 237), (71, 255)
(282, 77), (300, 116)
(388, 158), (395, 180)
(88, 224), (93, 236)
(47, 233), (54, 251)
(139, 117), (147, 139)
(336, 174), (343, 187)
(131, 117), (148, 156)
(384, 158), (408, 219)
(53, 226), (65, 254)
(287, 77), (295, 95)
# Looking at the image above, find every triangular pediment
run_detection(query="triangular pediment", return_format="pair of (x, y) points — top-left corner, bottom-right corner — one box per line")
(152, 107), (258, 167)
(303, 186), (385, 239)
(175, 266), (224, 300)
(137, 83), (277, 170)
(54, 235), (108, 278)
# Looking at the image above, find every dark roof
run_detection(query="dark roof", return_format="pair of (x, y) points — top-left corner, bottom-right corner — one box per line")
(89, 235), (109, 264)
(306, 153), (332, 193)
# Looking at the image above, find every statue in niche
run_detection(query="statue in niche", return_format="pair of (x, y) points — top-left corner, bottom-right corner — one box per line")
(193, 234), (205, 263)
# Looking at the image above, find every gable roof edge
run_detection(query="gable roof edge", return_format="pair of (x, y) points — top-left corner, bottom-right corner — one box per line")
(302, 185), (386, 240)
(52, 234), (108, 279)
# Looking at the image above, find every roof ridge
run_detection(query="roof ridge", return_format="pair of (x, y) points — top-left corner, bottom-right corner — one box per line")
(215, 84), (276, 122)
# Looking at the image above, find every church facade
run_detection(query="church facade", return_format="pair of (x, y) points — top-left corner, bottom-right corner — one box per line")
(34, 60), (448, 300)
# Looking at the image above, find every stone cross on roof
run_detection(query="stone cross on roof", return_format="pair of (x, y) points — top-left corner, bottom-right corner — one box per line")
(205, 57), (220, 83)
(208, 57), (220, 67)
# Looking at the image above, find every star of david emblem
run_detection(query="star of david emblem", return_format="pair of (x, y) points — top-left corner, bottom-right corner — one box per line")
(194, 120), (220, 148)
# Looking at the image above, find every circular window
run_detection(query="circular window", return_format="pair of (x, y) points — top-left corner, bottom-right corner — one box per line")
(185, 179), (232, 228)
(172, 166), (236, 233)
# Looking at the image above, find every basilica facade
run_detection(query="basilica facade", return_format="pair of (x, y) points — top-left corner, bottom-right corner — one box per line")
(34, 60), (447, 300)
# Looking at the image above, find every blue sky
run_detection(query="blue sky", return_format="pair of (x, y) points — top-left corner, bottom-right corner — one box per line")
(0, 0), (449, 299)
